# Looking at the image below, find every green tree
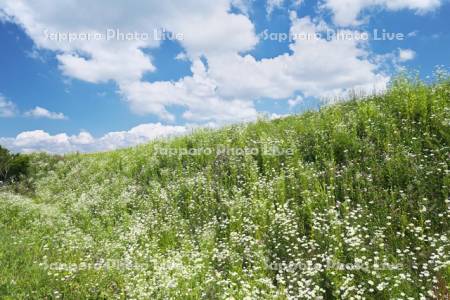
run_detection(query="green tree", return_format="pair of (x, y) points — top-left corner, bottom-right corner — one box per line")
(0, 146), (29, 183)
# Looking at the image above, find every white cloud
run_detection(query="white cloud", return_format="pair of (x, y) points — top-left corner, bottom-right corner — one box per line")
(269, 112), (290, 120)
(120, 13), (389, 122)
(0, 123), (187, 154)
(1, 0), (390, 125)
(288, 95), (304, 108)
(322, 0), (442, 26)
(0, 0), (257, 78)
(120, 58), (259, 123)
(0, 0), (258, 124)
(0, 95), (17, 117)
(119, 14), (389, 122)
(398, 48), (416, 62)
(231, 0), (254, 15)
(175, 52), (189, 61)
(24, 106), (67, 120)
(207, 14), (389, 100)
(266, 0), (303, 14)
(267, 0), (284, 15)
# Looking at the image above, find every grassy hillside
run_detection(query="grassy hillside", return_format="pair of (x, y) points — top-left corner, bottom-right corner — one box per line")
(1, 77), (450, 299)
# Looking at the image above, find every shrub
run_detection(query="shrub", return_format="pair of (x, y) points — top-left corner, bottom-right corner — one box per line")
(0, 145), (30, 184)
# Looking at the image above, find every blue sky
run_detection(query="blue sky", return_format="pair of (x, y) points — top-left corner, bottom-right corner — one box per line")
(0, 0), (449, 153)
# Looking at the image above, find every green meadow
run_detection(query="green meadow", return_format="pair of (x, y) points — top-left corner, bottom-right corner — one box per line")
(1, 75), (449, 299)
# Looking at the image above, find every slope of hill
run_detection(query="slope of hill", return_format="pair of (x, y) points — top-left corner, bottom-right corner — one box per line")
(1, 77), (449, 299)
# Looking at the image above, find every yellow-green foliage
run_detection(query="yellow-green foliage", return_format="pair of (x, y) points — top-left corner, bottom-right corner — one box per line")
(1, 77), (449, 299)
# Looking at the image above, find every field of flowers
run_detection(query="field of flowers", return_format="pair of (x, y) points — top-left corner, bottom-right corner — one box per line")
(1, 76), (449, 299)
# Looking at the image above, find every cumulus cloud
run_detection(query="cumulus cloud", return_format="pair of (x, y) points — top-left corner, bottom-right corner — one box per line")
(120, 59), (259, 123)
(0, 95), (17, 117)
(0, 123), (188, 154)
(322, 0), (443, 26)
(206, 14), (389, 100)
(398, 48), (416, 62)
(24, 106), (67, 120)
(118, 13), (389, 124)
(0, 0), (259, 124)
(1, 0), (391, 125)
